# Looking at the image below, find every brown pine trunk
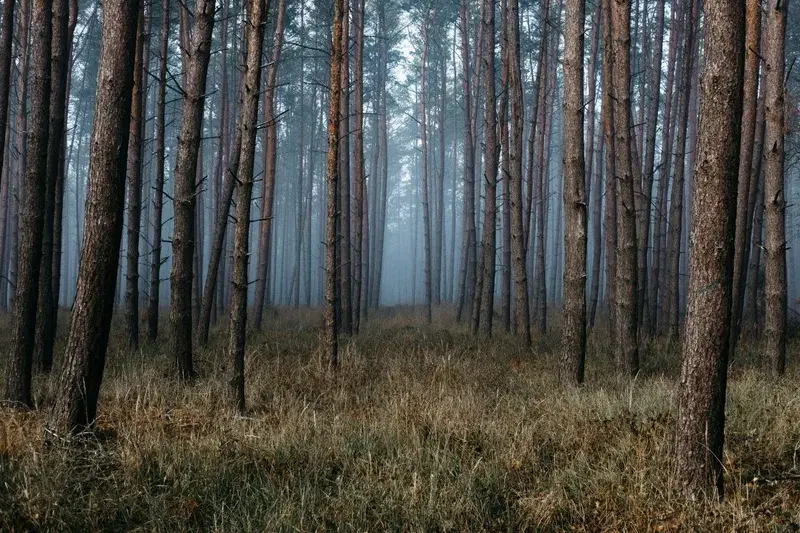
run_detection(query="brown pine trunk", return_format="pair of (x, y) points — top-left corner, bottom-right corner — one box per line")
(507, 0), (530, 345)
(326, 0), (345, 367)
(674, 0), (744, 499)
(666, 0), (697, 340)
(253, 0), (286, 330)
(4, 0), (52, 408)
(169, 0), (215, 380)
(601, 0), (616, 330)
(32, 0), (71, 372)
(352, 0), (364, 331)
(228, 0), (267, 414)
(650, 0), (683, 332)
(610, 0), (639, 374)
(562, 0), (586, 382)
(729, 0), (762, 353)
(338, 4), (352, 332)
(475, 0), (497, 335)
(46, 0), (141, 435)
(762, 0), (788, 375)
(123, 7), (145, 349)
(455, 0), (477, 322)
(147, 0), (170, 341)
(499, 0), (511, 332)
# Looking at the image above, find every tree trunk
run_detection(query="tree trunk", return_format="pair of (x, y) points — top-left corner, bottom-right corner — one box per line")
(729, 0), (762, 354)
(476, 0), (497, 335)
(169, 0), (215, 380)
(507, 0), (530, 345)
(325, 0), (345, 367)
(253, 0), (286, 330)
(147, 0), (170, 341)
(419, 9), (433, 323)
(562, 0), (586, 383)
(32, 0), (71, 372)
(499, 0), (511, 332)
(352, 0), (364, 331)
(601, 0), (616, 332)
(4, 0), (52, 408)
(228, 0), (266, 414)
(610, 0), (639, 375)
(674, 0), (744, 499)
(0, 0), (15, 195)
(46, 0), (141, 435)
(124, 7), (145, 349)
(762, 0), (787, 375)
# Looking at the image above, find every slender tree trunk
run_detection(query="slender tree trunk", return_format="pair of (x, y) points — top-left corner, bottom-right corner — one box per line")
(253, 0), (286, 330)
(4, 0), (52, 408)
(507, 0), (530, 345)
(475, 0), (497, 335)
(352, 0), (365, 331)
(228, 0), (266, 414)
(674, 0), (744, 498)
(326, 0), (345, 366)
(729, 0), (762, 353)
(762, 0), (788, 375)
(123, 7), (145, 349)
(610, 0), (639, 374)
(419, 9), (433, 324)
(46, 0), (141, 435)
(0, 0), (15, 195)
(169, 0), (215, 380)
(562, 0), (586, 382)
(601, 0), (616, 330)
(147, 0), (170, 341)
(499, 0), (511, 332)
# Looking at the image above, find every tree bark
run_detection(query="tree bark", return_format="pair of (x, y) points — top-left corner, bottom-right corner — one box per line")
(674, 0), (744, 499)
(419, 8), (433, 323)
(352, 0), (365, 331)
(169, 0), (215, 380)
(228, 0), (266, 414)
(4, 0), (52, 408)
(252, 0), (286, 330)
(0, 0), (15, 196)
(610, 0), (639, 375)
(762, 0), (788, 375)
(46, 0), (141, 436)
(562, 0), (586, 383)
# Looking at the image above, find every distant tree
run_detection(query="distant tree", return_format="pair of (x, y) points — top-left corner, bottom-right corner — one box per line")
(419, 7), (433, 324)
(46, 0), (141, 436)
(169, 0), (215, 380)
(674, 0), (744, 499)
(5, 0), (52, 408)
(228, 0), (267, 414)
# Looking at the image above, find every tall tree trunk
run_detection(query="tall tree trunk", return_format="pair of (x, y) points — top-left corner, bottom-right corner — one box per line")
(147, 0), (170, 341)
(762, 0), (788, 375)
(475, 0), (497, 335)
(253, 0), (286, 330)
(499, 0), (511, 332)
(352, 0), (365, 331)
(32, 0), (71, 372)
(46, 0), (141, 435)
(674, 0), (744, 499)
(169, 0), (215, 380)
(562, 0), (586, 382)
(419, 9), (433, 324)
(123, 7), (145, 349)
(4, 0), (52, 408)
(610, 0), (639, 374)
(0, 0), (15, 195)
(228, 0), (266, 414)
(601, 0), (616, 331)
(729, 0), (762, 353)
(326, 0), (345, 366)
(507, 0), (530, 345)
(666, 0), (697, 340)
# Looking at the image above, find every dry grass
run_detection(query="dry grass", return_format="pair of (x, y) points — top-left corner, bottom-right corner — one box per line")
(1, 308), (799, 531)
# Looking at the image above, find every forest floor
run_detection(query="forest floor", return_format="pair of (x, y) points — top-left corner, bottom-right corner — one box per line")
(1, 308), (799, 531)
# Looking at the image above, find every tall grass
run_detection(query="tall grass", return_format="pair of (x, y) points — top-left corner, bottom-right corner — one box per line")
(1, 308), (798, 531)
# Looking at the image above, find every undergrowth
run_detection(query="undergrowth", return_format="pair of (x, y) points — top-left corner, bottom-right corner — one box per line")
(0, 308), (798, 531)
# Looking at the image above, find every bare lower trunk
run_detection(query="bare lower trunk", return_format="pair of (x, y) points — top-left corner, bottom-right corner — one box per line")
(46, 0), (140, 435)
(674, 0), (744, 499)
